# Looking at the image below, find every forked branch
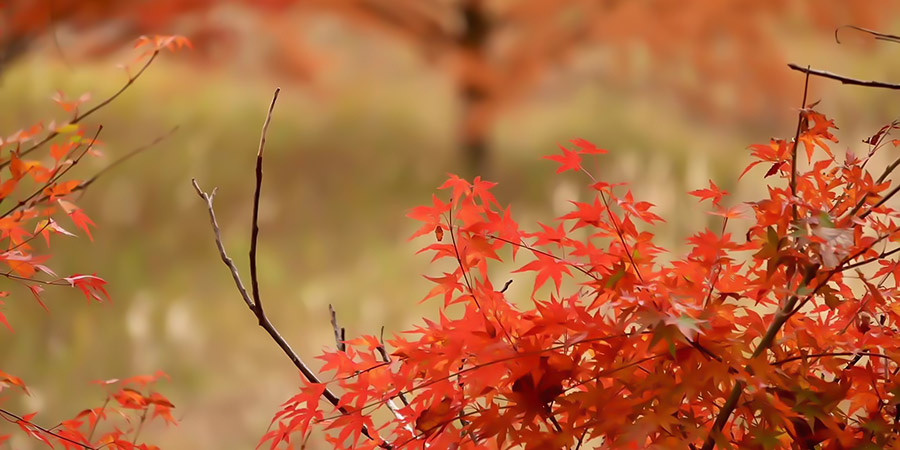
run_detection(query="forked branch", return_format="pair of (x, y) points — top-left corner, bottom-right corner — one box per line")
(192, 88), (390, 448)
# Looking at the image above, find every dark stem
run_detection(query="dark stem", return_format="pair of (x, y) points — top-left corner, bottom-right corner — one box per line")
(250, 88), (279, 321)
(699, 264), (818, 450)
(0, 408), (95, 450)
(790, 68), (811, 222)
(787, 63), (900, 90)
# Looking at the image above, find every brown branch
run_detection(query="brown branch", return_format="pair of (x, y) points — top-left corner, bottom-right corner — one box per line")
(329, 304), (346, 352)
(844, 151), (900, 219)
(836, 25), (900, 45)
(375, 327), (410, 408)
(192, 179), (390, 448)
(5, 50), (162, 168)
(787, 63), (900, 90)
(192, 89), (390, 449)
(699, 264), (819, 450)
(841, 246), (900, 271)
(0, 408), (95, 450)
(23, 124), (178, 211)
(772, 351), (893, 366)
(790, 69), (811, 222)
(859, 182), (900, 219)
(0, 126), (103, 220)
(250, 88), (279, 321)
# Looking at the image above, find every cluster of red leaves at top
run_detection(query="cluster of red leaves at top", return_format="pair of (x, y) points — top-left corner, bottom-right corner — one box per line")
(0, 35), (188, 449)
(261, 107), (900, 450)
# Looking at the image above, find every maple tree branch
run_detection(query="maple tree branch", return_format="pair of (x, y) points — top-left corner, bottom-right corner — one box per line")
(76, 125), (180, 194)
(86, 398), (110, 442)
(844, 150), (900, 219)
(859, 182), (900, 219)
(787, 63), (900, 90)
(0, 408), (96, 450)
(599, 190), (644, 283)
(772, 351), (892, 366)
(0, 126), (103, 220)
(4, 50), (162, 168)
(191, 182), (252, 310)
(192, 179), (391, 448)
(375, 328), (410, 407)
(5, 220), (52, 254)
(842, 246), (900, 271)
(131, 408), (148, 446)
(700, 263), (819, 450)
(250, 88), (279, 321)
(328, 304), (346, 352)
(835, 25), (900, 45)
(484, 231), (599, 282)
(193, 89), (391, 448)
(790, 69), (810, 222)
(329, 305), (409, 427)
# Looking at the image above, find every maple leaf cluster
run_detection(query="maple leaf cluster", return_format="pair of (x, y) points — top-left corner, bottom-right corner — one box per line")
(260, 108), (900, 449)
(1, 371), (176, 450)
(0, 35), (188, 450)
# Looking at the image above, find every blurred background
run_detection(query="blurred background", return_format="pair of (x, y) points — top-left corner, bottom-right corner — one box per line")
(2, 1), (900, 448)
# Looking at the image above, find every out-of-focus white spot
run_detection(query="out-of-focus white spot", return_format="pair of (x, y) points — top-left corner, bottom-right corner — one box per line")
(166, 299), (199, 347)
(127, 291), (153, 341)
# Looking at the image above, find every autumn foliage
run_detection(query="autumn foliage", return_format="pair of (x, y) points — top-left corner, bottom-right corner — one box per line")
(4, 1), (898, 172)
(249, 100), (900, 449)
(0, 35), (188, 450)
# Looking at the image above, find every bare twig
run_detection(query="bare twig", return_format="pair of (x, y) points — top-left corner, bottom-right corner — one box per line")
(790, 69), (811, 222)
(836, 25), (900, 45)
(841, 246), (900, 271)
(192, 88), (391, 448)
(329, 304), (346, 352)
(772, 351), (892, 366)
(787, 63), (900, 90)
(76, 125), (180, 194)
(250, 88), (279, 320)
(192, 179), (389, 448)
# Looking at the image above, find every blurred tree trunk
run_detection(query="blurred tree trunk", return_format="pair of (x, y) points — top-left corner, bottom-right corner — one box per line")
(0, 36), (32, 82)
(457, 0), (492, 176)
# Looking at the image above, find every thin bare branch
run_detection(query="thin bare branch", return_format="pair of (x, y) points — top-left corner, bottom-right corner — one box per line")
(329, 304), (346, 352)
(790, 68), (811, 222)
(700, 263), (819, 450)
(192, 89), (390, 448)
(772, 351), (893, 366)
(0, 408), (96, 450)
(191, 180), (253, 311)
(788, 63), (900, 90)
(0, 126), (103, 220)
(836, 25), (900, 45)
(250, 88), (280, 320)
(77, 125), (180, 193)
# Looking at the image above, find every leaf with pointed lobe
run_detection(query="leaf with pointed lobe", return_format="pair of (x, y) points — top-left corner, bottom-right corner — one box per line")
(513, 253), (572, 293)
(543, 144), (582, 173)
(689, 180), (729, 206)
